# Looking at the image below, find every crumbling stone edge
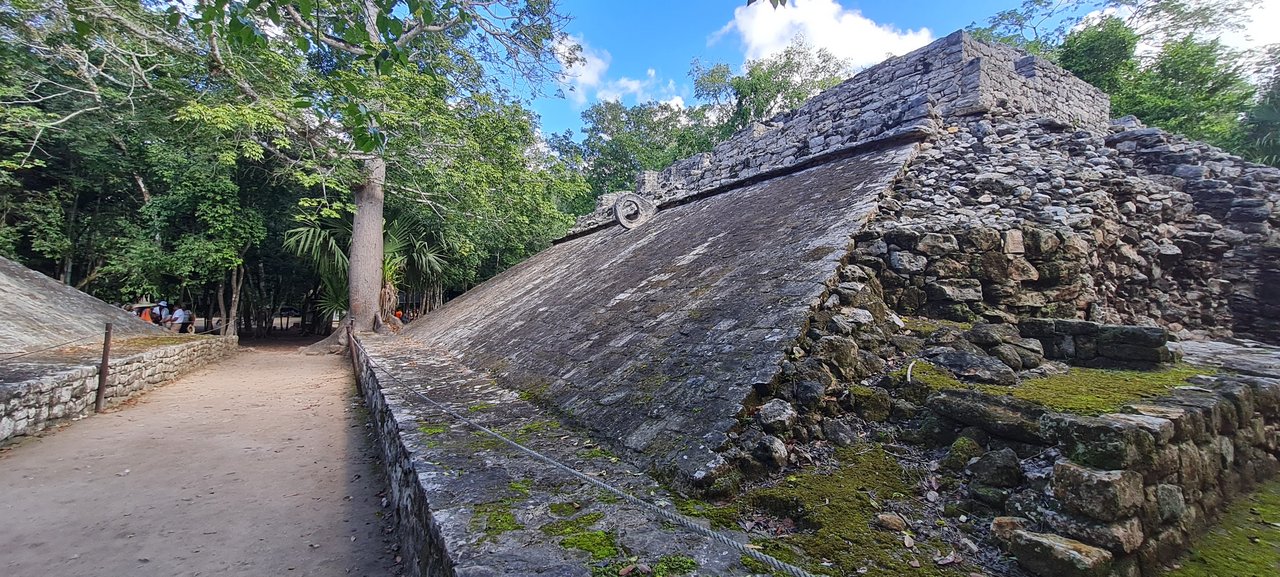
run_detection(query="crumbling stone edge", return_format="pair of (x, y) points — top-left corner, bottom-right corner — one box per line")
(350, 336), (449, 577)
(930, 370), (1280, 577)
(0, 336), (239, 443)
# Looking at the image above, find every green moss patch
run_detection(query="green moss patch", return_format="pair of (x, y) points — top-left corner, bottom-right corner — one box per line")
(654, 554), (699, 576)
(472, 501), (522, 540)
(579, 446), (619, 461)
(417, 423), (447, 435)
(1166, 477), (1280, 577)
(730, 445), (966, 576)
(561, 530), (618, 560)
(976, 364), (1214, 415)
(675, 498), (741, 530)
(549, 502), (582, 517)
(892, 360), (965, 391)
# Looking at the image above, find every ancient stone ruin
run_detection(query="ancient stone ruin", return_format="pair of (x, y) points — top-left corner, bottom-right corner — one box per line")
(0, 255), (237, 442)
(354, 31), (1280, 577)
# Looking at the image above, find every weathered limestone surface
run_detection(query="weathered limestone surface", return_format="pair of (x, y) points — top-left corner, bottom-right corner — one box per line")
(403, 144), (917, 485)
(0, 255), (164, 353)
(364, 29), (1280, 577)
(0, 336), (238, 442)
(351, 336), (750, 577)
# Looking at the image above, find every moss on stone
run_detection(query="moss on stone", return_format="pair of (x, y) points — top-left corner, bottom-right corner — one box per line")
(560, 530), (618, 560)
(579, 446), (619, 461)
(675, 498), (741, 530)
(940, 436), (984, 471)
(892, 360), (965, 391)
(976, 364), (1214, 415)
(653, 554), (699, 576)
(548, 502), (580, 517)
(417, 423), (447, 435)
(467, 402), (494, 412)
(596, 490), (620, 504)
(540, 512), (605, 536)
(508, 479), (532, 498)
(736, 445), (967, 576)
(469, 431), (505, 450)
(472, 501), (522, 540)
(1166, 476), (1280, 577)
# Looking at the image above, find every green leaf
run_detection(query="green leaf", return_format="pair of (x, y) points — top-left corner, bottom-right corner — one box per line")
(294, 36), (310, 52)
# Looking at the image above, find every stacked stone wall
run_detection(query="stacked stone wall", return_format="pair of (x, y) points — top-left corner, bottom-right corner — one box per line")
(852, 112), (1279, 344)
(927, 368), (1280, 577)
(0, 336), (238, 442)
(349, 338), (448, 577)
(566, 31), (1109, 237)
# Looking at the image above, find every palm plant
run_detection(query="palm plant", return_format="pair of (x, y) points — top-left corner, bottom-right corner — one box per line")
(285, 201), (446, 324)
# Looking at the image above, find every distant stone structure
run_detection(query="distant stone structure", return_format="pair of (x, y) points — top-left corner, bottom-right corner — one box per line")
(0, 254), (165, 352)
(0, 255), (236, 442)
(358, 31), (1280, 577)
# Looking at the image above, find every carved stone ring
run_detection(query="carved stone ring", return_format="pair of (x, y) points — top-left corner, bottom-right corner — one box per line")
(613, 193), (656, 229)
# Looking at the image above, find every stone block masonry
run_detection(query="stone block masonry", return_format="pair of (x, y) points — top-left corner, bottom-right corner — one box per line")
(566, 31), (1109, 237)
(401, 143), (917, 488)
(923, 340), (1280, 577)
(0, 336), (238, 443)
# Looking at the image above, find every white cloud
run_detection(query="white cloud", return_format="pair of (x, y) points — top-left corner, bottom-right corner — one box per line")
(1221, 0), (1280, 52)
(595, 68), (685, 106)
(714, 0), (933, 68)
(556, 36), (686, 107)
(661, 95), (686, 109)
(556, 35), (612, 105)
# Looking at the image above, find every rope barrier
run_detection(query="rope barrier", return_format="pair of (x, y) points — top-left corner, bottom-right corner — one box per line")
(349, 336), (824, 577)
(0, 335), (99, 363)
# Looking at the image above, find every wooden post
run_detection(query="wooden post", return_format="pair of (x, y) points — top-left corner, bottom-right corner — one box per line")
(94, 323), (113, 413)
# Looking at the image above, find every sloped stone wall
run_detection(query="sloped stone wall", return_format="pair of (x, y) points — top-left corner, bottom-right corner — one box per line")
(402, 143), (917, 488)
(567, 31), (1109, 237)
(0, 336), (237, 442)
(0, 255), (165, 352)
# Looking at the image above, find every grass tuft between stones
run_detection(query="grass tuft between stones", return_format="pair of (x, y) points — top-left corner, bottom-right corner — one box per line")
(1165, 476), (1280, 577)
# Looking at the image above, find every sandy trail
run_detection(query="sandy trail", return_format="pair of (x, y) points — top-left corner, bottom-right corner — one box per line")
(0, 344), (396, 577)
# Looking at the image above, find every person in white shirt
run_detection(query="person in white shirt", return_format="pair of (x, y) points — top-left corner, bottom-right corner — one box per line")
(170, 304), (193, 333)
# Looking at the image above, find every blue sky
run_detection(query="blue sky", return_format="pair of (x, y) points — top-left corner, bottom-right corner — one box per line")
(528, 0), (1280, 139)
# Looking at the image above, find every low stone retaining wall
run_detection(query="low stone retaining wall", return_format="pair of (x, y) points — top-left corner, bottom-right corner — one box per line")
(0, 336), (238, 442)
(348, 337), (449, 577)
(929, 368), (1280, 577)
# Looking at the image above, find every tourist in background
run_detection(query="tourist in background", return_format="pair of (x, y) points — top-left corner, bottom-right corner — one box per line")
(170, 304), (193, 333)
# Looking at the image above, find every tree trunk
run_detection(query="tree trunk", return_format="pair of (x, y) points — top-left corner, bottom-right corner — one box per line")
(228, 264), (244, 337)
(348, 155), (386, 332)
(217, 277), (227, 335)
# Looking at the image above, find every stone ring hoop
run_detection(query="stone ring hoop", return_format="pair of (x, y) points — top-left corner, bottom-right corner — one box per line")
(613, 193), (656, 229)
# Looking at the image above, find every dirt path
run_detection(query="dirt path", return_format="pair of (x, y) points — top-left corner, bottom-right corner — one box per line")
(0, 345), (397, 577)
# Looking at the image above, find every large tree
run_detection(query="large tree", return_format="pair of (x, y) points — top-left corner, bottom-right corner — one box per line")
(1, 0), (584, 338)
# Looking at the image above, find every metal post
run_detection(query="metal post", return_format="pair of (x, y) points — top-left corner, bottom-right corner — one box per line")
(94, 323), (112, 413)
